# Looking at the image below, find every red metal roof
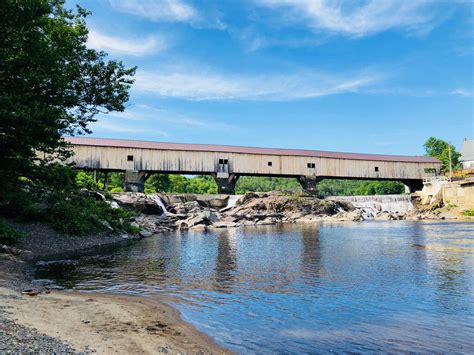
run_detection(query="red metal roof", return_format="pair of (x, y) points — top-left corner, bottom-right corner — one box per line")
(65, 137), (440, 163)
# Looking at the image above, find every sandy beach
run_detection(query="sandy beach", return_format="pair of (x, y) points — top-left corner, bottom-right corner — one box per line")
(0, 285), (228, 354)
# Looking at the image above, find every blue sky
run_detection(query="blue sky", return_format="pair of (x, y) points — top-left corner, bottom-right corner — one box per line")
(73, 0), (472, 155)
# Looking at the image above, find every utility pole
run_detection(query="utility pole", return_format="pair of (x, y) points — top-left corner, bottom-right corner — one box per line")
(448, 142), (453, 180)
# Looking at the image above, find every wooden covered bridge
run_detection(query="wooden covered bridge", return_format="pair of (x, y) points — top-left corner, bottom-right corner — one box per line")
(65, 137), (441, 194)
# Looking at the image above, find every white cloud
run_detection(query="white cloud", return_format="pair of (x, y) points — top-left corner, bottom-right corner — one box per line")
(451, 89), (473, 97)
(257, 0), (438, 37)
(107, 104), (235, 131)
(109, 0), (197, 23)
(88, 30), (167, 56)
(92, 120), (169, 136)
(133, 68), (380, 101)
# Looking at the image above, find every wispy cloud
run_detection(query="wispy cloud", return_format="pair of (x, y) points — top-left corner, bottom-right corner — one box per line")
(87, 30), (167, 56)
(107, 104), (235, 131)
(92, 119), (170, 136)
(450, 88), (473, 97)
(108, 0), (225, 28)
(364, 87), (474, 98)
(109, 0), (197, 22)
(257, 0), (442, 38)
(133, 68), (381, 101)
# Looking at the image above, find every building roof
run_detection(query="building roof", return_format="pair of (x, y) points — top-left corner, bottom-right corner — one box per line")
(460, 139), (474, 162)
(65, 137), (440, 164)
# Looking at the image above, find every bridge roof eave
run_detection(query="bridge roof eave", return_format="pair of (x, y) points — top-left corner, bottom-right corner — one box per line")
(64, 137), (441, 164)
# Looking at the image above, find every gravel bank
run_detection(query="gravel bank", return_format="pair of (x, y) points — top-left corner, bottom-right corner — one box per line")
(0, 220), (227, 354)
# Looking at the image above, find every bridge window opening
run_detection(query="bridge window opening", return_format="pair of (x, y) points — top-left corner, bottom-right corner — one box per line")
(268, 161), (272, 167)
(375, 166), (379, 172)
(307, 163), (315, 169)
(127, 155), (134, 162)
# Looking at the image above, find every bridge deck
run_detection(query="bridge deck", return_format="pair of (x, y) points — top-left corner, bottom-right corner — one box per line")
(65, 137), (441, 193)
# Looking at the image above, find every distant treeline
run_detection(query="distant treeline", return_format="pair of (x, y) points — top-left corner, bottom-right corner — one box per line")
(77, 172), (405, 196)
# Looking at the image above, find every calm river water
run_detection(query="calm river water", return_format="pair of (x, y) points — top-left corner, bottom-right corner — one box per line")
(34, 221), (474, 353)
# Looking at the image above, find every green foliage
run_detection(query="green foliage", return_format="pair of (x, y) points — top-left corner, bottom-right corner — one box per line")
(316, 179), (363, 196)
(147, 174), (217, 194)
(424, 137), (461, 173)
(110, 187), (124, 193)
(462, 209), (474, 217)
(76, 171), (97, 190)
(354, 181), (405, 195)
(0, 218), (22, 245)
(108, 172), (124, 190)
(0, 0), (135, 204)
(236, 177), (404, 196)
(46, 193), (137, 235)
(236, 177), (300, 194)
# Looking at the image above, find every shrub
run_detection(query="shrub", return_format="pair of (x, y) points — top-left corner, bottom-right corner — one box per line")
(76, 171), (97, 190)
(462, 209), (474, 217)
(45, 193), (137, 235)
(0, 218), (22, 245)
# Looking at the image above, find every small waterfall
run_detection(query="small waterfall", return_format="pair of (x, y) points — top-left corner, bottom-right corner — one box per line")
(96, 191), (119, 209)
(227, 195), (241, 209)
(328, 195), (413, 219)
(220, 195), (242, 212)
(149, 194), (169, 215)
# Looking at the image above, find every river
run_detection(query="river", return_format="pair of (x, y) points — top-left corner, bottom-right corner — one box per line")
(33, 221), (474, 353)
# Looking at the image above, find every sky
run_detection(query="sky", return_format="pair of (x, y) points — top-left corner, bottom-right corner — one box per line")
(72, 0), (473, 155)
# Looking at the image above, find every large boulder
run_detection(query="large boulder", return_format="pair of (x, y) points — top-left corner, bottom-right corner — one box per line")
(112, 193), (164, 215)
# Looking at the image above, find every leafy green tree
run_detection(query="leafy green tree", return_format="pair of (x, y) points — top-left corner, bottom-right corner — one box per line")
(354, 181), (405, 195)
(236, 177), (300, 193)
(75, 171), (97, 190)
(423, 137), (461, 173)
(0, 0), (136, 202)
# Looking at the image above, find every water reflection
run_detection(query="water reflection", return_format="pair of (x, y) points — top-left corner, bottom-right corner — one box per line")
(213, 229), (238, 291)
(33, 221), (474, 353)
(300, 225), (322, 280)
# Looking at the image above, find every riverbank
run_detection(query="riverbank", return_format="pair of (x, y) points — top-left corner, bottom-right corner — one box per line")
(1, 191), (471, 353)
(0, 225), (229, 354)
(0, 286), (227, 354)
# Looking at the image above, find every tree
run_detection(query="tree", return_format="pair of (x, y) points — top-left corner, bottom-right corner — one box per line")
(423, 137), (461, 173)
(0, 0), (136, 200)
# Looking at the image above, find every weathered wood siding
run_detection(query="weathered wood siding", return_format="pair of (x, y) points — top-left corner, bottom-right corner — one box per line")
(69, 145), (441, 180)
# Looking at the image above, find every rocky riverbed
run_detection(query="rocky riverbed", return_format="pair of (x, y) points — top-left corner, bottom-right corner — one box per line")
(112, 191), (460, 236)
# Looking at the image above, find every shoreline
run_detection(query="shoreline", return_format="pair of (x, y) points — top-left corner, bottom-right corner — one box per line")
(1, 194), (471, 353)
(0, 286), (228, 354)
(0, 222), (230, 354)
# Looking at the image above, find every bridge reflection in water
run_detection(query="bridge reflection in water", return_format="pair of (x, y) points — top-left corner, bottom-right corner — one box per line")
(33, 222), (474, 352)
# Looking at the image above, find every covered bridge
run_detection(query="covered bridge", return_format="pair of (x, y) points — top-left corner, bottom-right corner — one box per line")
(65, 137), (441, 194)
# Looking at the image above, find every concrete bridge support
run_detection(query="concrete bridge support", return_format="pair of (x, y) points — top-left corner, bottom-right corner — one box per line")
(297, 176), (322, 193)
(213, 174), (239, 194)
(124, 170), (151, 192)
(402, 179), (424, 193)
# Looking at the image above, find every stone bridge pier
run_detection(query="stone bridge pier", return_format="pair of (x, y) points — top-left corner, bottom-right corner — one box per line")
(401, 179), (424, 193)
(124, 170), (151, 192)
(297, 176), (323, 194)
(213, 173), (240, 194)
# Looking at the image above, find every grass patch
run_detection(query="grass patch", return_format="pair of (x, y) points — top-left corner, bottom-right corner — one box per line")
(462, 209), (474, 217)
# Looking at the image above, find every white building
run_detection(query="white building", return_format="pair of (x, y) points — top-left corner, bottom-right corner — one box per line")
(460, 139), (474, 169)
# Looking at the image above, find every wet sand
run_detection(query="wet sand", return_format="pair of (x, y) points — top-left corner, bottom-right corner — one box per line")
(0, 286), (228, 354)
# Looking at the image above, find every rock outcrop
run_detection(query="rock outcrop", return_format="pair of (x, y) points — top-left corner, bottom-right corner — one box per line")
(111, 192), (359, 235)
(110, 191), (456, 237)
